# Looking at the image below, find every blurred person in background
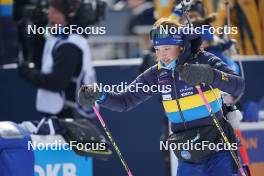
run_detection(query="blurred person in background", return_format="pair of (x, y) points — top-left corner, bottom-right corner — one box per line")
(170, 1), (240, 74)
(126, 0), (155, 35)
(18, 0), (97, 124)
(125, 0), (156, 58)
(13, 0), (46, 69)
(17, 0), (112, 160)
(191, 14), (240, 74)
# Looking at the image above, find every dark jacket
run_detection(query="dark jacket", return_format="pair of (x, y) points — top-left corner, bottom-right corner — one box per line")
(100, 34), (245, 132)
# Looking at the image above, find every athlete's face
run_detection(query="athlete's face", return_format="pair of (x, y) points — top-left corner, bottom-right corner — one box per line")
(154, 45), (183, 65)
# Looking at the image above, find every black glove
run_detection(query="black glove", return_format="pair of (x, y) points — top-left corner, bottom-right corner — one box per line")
(177, 64), (214, 85)
(78, 85), (102, 107)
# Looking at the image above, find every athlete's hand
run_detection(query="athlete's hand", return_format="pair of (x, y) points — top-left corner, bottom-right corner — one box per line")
(78, 85), (105, 107)
(177, 64), (214, 86)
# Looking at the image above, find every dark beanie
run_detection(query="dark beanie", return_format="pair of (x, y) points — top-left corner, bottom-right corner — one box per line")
(49, 0), (74, 17)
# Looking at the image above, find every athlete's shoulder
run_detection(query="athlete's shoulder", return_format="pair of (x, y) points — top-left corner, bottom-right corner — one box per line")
(138, 64), (159, 84)
(197, 50), (222, 65)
